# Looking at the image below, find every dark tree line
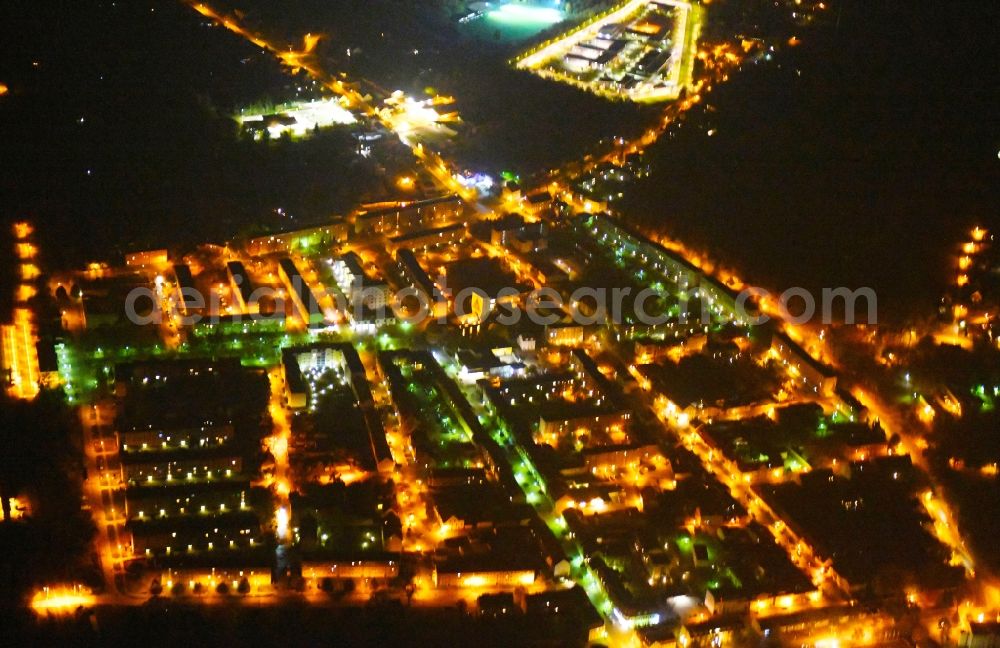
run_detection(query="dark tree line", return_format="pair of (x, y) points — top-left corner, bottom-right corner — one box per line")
(0, 392), (97, 606)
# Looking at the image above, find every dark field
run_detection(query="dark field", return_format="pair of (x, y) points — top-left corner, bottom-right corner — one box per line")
(622, 0), (1000, 322)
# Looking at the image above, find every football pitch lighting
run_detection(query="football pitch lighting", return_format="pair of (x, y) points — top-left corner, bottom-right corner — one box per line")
(488, 4), (563, 27)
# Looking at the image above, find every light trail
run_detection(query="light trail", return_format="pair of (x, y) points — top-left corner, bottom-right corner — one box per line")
(266, 368), (294, 543)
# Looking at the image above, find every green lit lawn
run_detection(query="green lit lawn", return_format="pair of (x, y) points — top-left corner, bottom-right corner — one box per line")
(460, 4), (566, 43)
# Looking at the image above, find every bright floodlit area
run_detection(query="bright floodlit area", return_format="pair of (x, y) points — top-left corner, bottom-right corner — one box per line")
(459, 2), (567, 43)
(237, 98), (357, 140)
(380, 91), (461, 148)
(515, 0), (701, 102)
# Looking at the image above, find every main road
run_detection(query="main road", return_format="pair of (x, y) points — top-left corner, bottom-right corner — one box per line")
(188, 2), (480, 206)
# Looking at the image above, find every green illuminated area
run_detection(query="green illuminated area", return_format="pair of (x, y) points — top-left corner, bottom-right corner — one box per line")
(591, 518), (811, 603)
(569, 214), (741, 334)
(701, 405), (887, 475)
(460, 3), (567, 43)
(454, 357), (638, 623)
(375, 349), (621, 621)
(377, 351), (561, 597)
(972, 384), (999, 412)
(56, 323), (413, 407)
(473, 387), (619, 621)
(382, 353), (484, 470)
(57, 330), (314, 404)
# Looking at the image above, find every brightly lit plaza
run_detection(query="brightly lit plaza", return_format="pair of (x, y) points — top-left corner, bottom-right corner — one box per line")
(514, 0), (701, 102)
(237, 97), (357, 140)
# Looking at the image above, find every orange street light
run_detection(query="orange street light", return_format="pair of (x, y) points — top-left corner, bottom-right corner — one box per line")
(14, 222), (33, 239)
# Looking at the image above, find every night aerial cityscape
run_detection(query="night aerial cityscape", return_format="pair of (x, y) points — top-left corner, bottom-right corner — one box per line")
(0, 0), (998, 645)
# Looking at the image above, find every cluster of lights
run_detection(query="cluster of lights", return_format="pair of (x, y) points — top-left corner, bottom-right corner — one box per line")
(948, 226), (992, 338)
(238, 98), (356, 141)
(515, 0), (695, 102)
(31, 585), (94, 614)
(2, 222), (42, 400)
(40, 1), (976, 637)
(266, 367), (295, 545)
(380, 91), (460, 148)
